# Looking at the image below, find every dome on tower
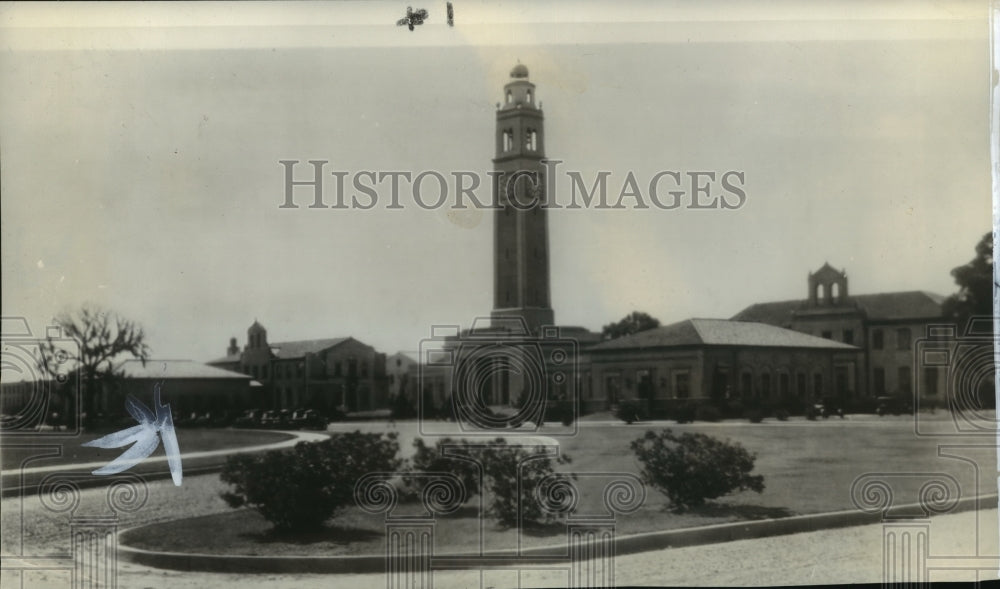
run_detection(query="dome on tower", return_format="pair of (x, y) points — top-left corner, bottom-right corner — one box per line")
(510, 63), (529, 78)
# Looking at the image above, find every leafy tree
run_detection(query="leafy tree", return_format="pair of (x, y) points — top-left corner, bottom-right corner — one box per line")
(942, 231), (996, 410)
(39, 304), (150, 424)
(942, 231), (994, 332)
(601, 311), (661, 341)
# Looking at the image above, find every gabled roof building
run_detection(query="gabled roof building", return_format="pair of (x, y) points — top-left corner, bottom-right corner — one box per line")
(208, 321), (388, 413)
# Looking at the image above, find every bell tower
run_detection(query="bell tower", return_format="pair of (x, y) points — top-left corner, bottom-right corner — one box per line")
(491, 63), (554, 334)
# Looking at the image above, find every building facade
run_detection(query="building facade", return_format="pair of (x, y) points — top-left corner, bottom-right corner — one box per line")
(583, 318), (860, 414)
(208, 321), (389, 413)
(731, 263), (948, 405)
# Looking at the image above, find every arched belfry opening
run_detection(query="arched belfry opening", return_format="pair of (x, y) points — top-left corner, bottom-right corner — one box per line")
(807, 263), (849, 306)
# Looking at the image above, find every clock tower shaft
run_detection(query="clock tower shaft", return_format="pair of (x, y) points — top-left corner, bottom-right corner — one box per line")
(491, 64), (554, 334)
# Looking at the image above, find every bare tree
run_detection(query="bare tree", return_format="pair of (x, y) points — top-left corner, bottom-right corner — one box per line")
(39, 304), (151, 424)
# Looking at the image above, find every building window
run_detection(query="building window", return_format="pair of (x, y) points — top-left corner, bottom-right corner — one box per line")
(872, 329), (884, 350)
(843, 330), (854, 345)
(674, 372), (690, 399)
(897, 328), (912, 351)
(741, 372), (752, 397)
(361, 360), (369, 377)
(796, 373), (807, 397)
(779, 373), (790, 396)
(334, 361), (342, 377)
(898, 366), (912, 394)
(873, 367), (885, 395)
(814, 373), (823, 397)
(760, 373), (771, 398)
(821, 330), (833, 340)
(262, 366), (269, 380)
(924, 367), (939, 395)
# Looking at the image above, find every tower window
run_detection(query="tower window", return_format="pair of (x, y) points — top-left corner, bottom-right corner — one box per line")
(503, 129), (513, 152)
(526, 129), (537, 151)
(526, 89), (532, 103)
(506, 91), (512, 104)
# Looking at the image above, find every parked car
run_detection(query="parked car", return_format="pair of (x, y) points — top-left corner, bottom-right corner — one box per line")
(290, 409), (328, 430)
(260, 409), (292, 429)
(819, 396), (845, 419)
(234, 408), (262, 428)
(876, 395), (913, 416)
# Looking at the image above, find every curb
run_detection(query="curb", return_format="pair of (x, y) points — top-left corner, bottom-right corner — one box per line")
(1, 429), (320, 499)
(116, 493), (998, 574)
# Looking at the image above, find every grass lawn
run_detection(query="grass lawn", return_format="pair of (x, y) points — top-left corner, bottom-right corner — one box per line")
(0, 428), (296, 471)
(123, 419), (997, 557)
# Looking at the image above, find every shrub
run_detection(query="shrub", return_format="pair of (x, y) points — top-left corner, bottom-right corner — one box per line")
(220, 431), (402, 533)
(409, 437), (574, 528)
(407, 437), (480, 504)
(746, 408), (765, 423)
(630, 429), (764, 510)
(616, 399), (645, 424)
(805, 405), (818, 421)
(694, 404), (722, 422)
(478, 439), (574, 527)
(775, 409), (790, 421)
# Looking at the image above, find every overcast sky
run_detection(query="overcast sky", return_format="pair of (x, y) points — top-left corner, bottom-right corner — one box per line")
(0, 1), (991, 365)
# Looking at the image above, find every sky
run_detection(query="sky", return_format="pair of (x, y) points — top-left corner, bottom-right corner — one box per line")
(0, 1), (992, 365)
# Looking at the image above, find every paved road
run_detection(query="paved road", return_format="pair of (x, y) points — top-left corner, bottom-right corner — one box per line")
(107, 507), (996, 588)
(3, 468), (995, 588)
(92, 506), (998, 588)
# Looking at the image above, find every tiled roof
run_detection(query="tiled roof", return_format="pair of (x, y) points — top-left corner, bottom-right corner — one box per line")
(120, 360), (251, 380)
(731, 291), (946, 325)
(269, 337), (351, 359)
(588, 318), (858, 352)
(206, 337), (358, 364)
